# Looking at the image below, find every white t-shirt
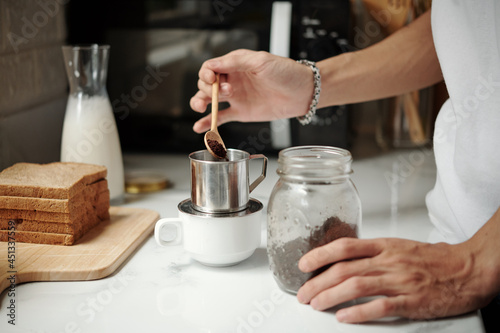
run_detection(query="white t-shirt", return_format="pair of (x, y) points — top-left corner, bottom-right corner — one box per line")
(426, 0), (500, 244)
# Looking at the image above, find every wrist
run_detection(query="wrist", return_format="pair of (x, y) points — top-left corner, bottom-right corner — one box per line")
(470, 209), (500, 297)
(315, 59), (332, 109)
(457, 232), (500, 303)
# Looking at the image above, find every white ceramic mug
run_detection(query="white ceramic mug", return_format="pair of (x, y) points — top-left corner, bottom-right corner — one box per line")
(154, 199), (263, 267)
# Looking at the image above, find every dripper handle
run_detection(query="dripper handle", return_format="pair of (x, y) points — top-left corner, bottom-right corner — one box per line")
(249, 154), (268, 193)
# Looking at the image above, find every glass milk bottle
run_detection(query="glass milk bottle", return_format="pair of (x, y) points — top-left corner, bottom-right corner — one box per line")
(61, 45), (124, 202)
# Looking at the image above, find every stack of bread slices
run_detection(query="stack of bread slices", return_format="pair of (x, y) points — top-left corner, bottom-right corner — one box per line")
(0, 162), (110, 246)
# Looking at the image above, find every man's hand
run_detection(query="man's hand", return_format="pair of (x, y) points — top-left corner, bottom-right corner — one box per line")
(190, 49), (313, 133)
(296, 236), (496, 323)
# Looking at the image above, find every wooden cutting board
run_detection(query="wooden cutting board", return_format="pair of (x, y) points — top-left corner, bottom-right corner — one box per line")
(0, 206), (159, 294)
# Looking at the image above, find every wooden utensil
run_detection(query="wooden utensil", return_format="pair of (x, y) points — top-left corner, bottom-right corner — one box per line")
(204, 73), (228, 159)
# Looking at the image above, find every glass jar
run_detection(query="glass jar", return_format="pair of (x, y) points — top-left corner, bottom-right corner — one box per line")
(267, 146), (362, 295)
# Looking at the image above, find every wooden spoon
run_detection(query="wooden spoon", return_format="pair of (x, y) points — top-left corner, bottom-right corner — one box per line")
(204, 73), (228, 159)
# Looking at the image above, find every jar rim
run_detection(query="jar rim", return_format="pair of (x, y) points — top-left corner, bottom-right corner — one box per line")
(279, 146), (351, 165)
(277, 146), (352, 179)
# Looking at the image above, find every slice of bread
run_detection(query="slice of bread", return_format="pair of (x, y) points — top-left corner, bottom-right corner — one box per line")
(0, 162), (107, 199)
(0, 211), (105, 239)
(0, 230), (76, 246)
(0, 179), (108, 213)
(0, 190), (110, 223)
(0, 219), (78, 234)
(0, 193), (109, 237)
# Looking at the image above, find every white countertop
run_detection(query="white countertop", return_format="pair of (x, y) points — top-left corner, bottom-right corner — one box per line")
(0, 149), (485, 333)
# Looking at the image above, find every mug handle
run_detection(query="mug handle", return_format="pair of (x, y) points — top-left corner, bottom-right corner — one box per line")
(154, 218), (183, 247)
(248, 154), (268, 193)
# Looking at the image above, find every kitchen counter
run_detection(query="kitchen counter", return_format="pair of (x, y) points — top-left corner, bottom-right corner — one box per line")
(0, 149), (485, 333)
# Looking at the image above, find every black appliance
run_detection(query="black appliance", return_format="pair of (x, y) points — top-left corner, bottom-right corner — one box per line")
(66, 0), (352, 155)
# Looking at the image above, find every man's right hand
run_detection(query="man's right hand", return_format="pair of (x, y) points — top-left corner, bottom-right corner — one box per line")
(190, 49), (314, 133)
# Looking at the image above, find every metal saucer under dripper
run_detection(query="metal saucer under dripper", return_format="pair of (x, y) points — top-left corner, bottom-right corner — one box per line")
(179, 198), (263, 218)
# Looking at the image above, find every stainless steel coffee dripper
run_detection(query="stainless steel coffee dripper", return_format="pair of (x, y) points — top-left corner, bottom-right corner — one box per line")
(189, 149), (267, 213)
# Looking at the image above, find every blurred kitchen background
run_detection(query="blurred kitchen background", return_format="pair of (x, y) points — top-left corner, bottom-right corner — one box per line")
(0, 0), (446, 170)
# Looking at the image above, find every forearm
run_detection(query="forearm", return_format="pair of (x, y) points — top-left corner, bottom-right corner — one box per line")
(317, 10), (442, 108)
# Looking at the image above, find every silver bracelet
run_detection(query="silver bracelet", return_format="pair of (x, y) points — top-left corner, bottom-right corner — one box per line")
(296, 59), (321, 125)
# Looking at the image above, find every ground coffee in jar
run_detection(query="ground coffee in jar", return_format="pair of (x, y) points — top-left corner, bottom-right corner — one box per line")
(267, 146), (362, 294)
(268, 216), (357, 292)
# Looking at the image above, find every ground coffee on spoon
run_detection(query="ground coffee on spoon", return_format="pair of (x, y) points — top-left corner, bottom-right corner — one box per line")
(207, 139), (227, 159)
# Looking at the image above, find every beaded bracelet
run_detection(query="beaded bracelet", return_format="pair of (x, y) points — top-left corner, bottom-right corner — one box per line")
(296, 59), (321, 125)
